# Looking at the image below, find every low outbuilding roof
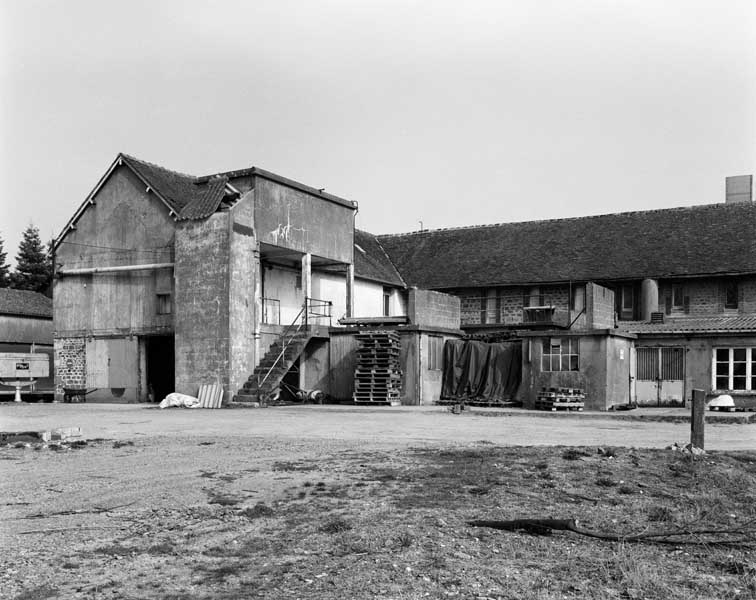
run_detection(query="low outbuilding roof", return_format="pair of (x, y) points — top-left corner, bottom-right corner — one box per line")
(353, 229), (405, 287)
(620, 315), (756, 335)
(0, 288), (53, 319)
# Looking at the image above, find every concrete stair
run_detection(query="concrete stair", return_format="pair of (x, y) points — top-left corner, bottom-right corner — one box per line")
(234, 329), (312, 404)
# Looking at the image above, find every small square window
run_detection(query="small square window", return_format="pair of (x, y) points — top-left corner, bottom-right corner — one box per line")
(157, 294), (172, 315)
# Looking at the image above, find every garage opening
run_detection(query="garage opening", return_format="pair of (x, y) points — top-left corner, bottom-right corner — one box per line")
(146, 335), (174, 403)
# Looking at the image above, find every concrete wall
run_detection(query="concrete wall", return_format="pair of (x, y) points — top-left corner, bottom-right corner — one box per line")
(521, 332), (632, 411)
(228, 192), (258, 396)
(0, 315), (53, 345)
(587, 283), (615, 329)
(255, 178), (355, 264)
(174, 213), (231, 397)
(408, 289), (461, 329)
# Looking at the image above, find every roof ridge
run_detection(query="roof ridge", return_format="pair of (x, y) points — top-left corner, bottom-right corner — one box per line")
(120, 153), (199, 180)
(375, 201), (753, 238)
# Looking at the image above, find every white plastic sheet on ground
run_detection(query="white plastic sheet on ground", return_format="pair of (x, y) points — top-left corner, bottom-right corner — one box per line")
(159, 392), (201, 409)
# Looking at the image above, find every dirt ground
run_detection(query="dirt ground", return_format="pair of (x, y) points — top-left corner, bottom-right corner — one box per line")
(1, 404), (755, 599)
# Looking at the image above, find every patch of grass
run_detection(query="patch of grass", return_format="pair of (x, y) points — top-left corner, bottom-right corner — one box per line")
(145, 542), (176, 556)
(562, 448), (591, 460)
(320, 517), (352, 534)
(618, 484), (636, 495)
(94, 543), (132, 557)
(14, 585), (59, 600)
(646, 505), (675, 523)
(272, 460), (318, 472)
(239, 503), (274, 519)
(207, 492), (241, 506)
(112, 440), (134, 449)
(596, 476), (616, 487)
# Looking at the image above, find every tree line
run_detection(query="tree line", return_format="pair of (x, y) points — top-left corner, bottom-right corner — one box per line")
(0, 225), (54, 297)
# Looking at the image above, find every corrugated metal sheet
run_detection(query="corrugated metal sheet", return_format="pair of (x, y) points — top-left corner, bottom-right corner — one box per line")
(196, 384), (223, 408)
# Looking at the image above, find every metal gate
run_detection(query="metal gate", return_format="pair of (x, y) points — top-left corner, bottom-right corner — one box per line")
(634, 347), (685, 406)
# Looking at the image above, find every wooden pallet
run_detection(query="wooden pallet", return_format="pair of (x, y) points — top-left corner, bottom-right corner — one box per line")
(536, 398), (584, 412)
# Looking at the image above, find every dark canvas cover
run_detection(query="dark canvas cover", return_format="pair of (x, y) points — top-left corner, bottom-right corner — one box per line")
(441, 340), (521, 402)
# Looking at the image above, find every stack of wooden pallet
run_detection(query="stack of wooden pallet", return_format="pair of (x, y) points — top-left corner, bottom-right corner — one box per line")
(353, 331), (402, 405)
(536, 387), (585, 411)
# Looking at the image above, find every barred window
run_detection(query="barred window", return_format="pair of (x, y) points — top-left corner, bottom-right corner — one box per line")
(542, 338), (579, 372)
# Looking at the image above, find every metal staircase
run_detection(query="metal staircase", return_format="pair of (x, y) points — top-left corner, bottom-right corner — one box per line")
(234, 298), (331, 405)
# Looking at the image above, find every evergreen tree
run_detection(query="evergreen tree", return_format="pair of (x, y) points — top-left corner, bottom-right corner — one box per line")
(0, 233), (10, 287)
(11, 224), (51, 294)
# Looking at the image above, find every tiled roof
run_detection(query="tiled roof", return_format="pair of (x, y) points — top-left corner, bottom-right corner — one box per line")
(376, 202), (756, 289)
(620, 316), (756, 335)
(121, 154), (228, 221)
(353, 229), (405, 287)
(0, 288), (53, 318)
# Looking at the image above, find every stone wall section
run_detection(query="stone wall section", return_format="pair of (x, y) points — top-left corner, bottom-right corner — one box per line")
(53, 337), (85, 399)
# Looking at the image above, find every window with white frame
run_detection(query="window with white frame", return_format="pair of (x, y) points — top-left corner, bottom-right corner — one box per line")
(713, 348), (756, 391)
(541, 338), (579, 372)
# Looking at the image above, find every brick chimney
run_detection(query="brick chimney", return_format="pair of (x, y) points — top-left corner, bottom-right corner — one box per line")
(725, 175), (753, 203)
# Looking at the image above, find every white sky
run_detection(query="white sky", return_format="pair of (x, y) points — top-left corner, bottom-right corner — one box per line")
(1, 0), (755, 264)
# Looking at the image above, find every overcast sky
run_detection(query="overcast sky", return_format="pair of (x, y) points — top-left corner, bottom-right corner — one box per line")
(1, 0), (754, 264)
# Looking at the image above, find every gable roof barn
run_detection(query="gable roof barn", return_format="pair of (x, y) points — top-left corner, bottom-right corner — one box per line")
(376, 202), (756, 289)
(0, 288), (53, 319)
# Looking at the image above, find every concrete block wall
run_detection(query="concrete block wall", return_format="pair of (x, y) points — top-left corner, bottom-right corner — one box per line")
(587, 283), (615, 329)
(53, 337), (85, 399)
(174, 213), (232, 397)
(408, 288), (461, 329)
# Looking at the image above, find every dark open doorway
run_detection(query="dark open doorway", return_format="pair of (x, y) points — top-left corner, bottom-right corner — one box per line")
(146, 335), (175, 403)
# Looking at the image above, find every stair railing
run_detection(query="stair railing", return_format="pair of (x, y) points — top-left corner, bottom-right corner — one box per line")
(255, 297), (333, 401)
(256, 303), (307, 397)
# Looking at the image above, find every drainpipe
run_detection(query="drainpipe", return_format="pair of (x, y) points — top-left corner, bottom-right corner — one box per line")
(58, 263), (174, 276)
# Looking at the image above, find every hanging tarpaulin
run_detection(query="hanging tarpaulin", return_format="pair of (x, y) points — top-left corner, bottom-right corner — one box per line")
(441, 340), (522, 403)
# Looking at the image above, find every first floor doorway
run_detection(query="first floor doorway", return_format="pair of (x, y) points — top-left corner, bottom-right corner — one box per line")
(146, 335), (175, 403)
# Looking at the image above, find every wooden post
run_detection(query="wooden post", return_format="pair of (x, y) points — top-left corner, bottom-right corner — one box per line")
(691, 388), (705, 450)
(346, 263), (354, 318)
